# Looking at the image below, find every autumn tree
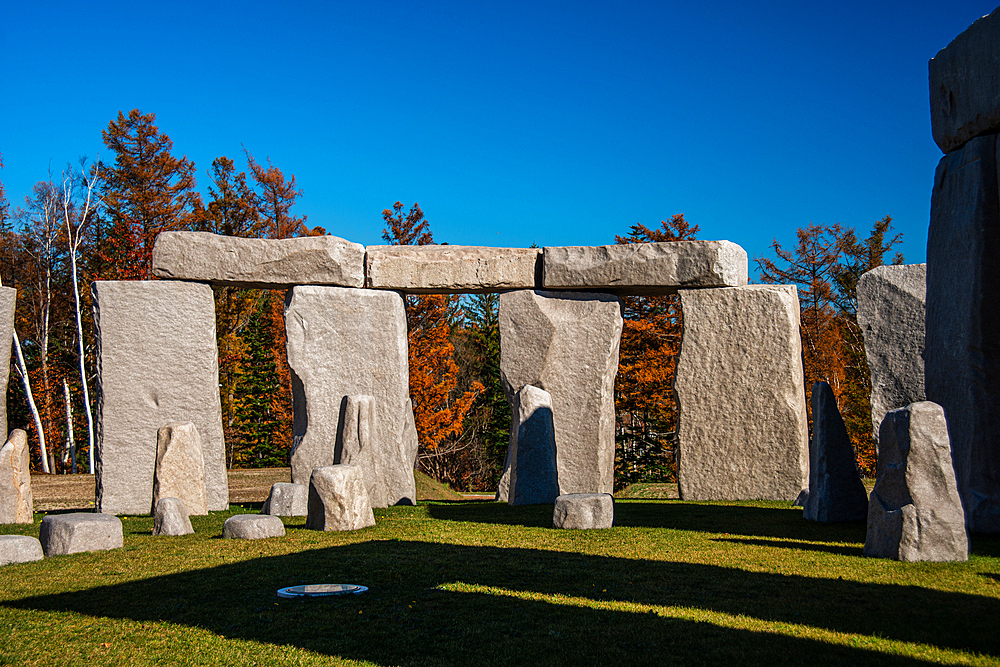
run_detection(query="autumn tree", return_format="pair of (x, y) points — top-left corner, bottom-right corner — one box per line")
(245, 149), (325, 239)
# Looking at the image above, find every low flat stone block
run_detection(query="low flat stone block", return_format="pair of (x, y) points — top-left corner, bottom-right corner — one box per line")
(261, 483), (308, 517)
(804, 382), (868, 523)
(552, 493), (614, 529)
(306, 465), (376, 531)
(152, 231), (365, 288)
(0, 429), (33, 524)
(153, 422), (207, 515)
(0, 535), (43, 566)
(0, 287), (14, 437)
(509, 385), (560, 506)
(366, 245), (540, 293)
(222, 514), (286, 540)
(153, 497), (194, 536)
(39, 513), (123, 556)
(542, 241), (747, 295)
(930, 7), (1000, 153)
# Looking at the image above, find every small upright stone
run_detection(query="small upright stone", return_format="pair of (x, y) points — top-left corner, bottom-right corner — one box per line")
(803, 382), (868, 523)
(336, 395), (387, 508)
(153, 422), (208, 516)
(39, 513), (123, 556)
(222, 514), (285, 540)
(0, 535), (43, 566)
(0, 287), (14, 437)
(864, 402), (968, 562)
(306, 465), (376, 531)
(0, 430), (33, 524)
(152, 497), (194, 536)
(261, 483), (308, 517)
(508, 385), (560, 506)
(552, 493), (614, 529)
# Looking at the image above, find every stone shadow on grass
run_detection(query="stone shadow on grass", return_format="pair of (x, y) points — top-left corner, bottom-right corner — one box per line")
(4, 539), (998, 664)
(710, 537), (862, 557)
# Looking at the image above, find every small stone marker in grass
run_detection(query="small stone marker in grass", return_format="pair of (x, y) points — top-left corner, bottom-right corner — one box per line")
(306, 465), (376, 531)
(277, 583), (368, 598)
(553, 493), (614, 529)
(0, 535), (43, 565)
(222, 514), (286, 540)
(152, 497), (194, 536)
(40, 513), (123, 556)
(261, 483), (308, 517)
(153, 422), (208, 516)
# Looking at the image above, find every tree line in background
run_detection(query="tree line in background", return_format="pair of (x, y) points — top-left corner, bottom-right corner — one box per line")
(0, 108), (903, 488)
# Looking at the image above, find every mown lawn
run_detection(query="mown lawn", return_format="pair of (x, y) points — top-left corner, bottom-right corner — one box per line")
(0, 499), (997, 666)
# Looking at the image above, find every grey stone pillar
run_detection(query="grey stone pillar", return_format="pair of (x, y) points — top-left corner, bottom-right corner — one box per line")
(0, 287), (14, 439)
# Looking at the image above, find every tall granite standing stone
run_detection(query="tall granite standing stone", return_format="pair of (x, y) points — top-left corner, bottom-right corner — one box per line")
(93, 281), (227, 515)
(675, 285), (809, 501)
(857, 264), (926, 444)
(0, 430), (32, 524)
(864, 402), (968, 561)
(152, 422), (208, 516)
(803, 383), (868, 522)
(336, 394), (387, 508)
(285, 286), (416, 505)
(498, 291), (622, 497)
(0, 287), (14, 438)
(508, 385), (560, 506)
(926, 133), (1000, 532)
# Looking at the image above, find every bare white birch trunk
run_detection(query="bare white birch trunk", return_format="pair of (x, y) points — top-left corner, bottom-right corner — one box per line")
(63, 380), (76, 474)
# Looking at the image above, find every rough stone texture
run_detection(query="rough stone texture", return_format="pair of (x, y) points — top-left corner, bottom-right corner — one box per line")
(552, 493), (614, 529)
(40, 513), (123, 556)
(152, 422), (207, 516)
(676, 285), (809, 501)
(261, 483), (309, 517)
(93, 281), (227, 515)
(929, 8), (1000, 154)
(222, 514), (286, 540)
(864, 402), (968, 561)
(0, 535), (43, 565)
(306, 465), (376, 531)
(0, 288), (14, 438)
(803, 382), (868, 522)
(542, 241), (748, 295)
(152, 497), (194, 536)
(508, 386), (560, 506)
(285, 286), (416, 505)
(152, 231), (365, 289)
(926, 133), (1000, 533)
(857, 264), (927, 443)
(366, 245), (540, 293)
(336, 395), (387, 508)
(498, 290), (622, 497)
(0, 430), (33, 524)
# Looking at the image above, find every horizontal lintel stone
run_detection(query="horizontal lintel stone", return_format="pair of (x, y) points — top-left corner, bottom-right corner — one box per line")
(365, 245), (541, 294)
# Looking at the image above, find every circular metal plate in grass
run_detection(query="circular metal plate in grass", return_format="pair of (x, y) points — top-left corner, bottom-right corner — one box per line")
(277, 584), (368, 598)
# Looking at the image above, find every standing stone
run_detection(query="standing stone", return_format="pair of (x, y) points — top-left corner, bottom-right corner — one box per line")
(864, 402), (968, 561)
(39, 513), (123, 556)
(552, 493), (614, 529)
(336, 395), (387, 508)
(0, 535), (43, 566)
(508, 385), (560, 505)
(93, 281), (227, 515)
(926, 133), (1000, 533)
(857, 264), (926, 443)
(285, 286), (415, 505)
(306, 465), (376, 531)
(261, 483), (309, 517)
(803, 383), (868, 522)
(152, 497), (194, 536)
(152, 422), (207, 516)
(0, 287), (13, 439)
(0, 430), (32, 524)
(498, 290), (622, 497)
(675, 285), (809, 501)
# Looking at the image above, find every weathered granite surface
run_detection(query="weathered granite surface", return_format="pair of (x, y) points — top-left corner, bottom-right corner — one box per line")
(152, 231), (365, 289)
(223, 514), (286, 540)
(152, 422), (207, 516)
(864, 402), (968, 561)
(93, 281), (227, 514)
(285, 286), (415, 505)
(0, 430), (32, 524)
(675, 285), (809, 501)
(152, 497), (194, 536)
(498, 290), (622, 497)
(803, 382), (868, 523)
(541, 241), (748, 295)
(552, 493), (614, 529)
(857, 264), (926, 443)
(261, 483), (309, 517)
(0, 535), (43, 565)
(0, 288), (13, 438)
(40, 513), (123, 556)
(929, 7), (1000, 154)
(508, 385), (560, 506)
(366, 245), (540, 293)
(306, 465), (376, 531)
(336, 395), (387, 508)
(926, 133), (1000, 533)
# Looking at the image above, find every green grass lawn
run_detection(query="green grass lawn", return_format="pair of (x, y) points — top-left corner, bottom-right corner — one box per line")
(1, 500), (998, 666)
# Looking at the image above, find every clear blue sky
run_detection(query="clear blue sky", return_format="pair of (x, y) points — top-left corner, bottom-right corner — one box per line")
(2, 0), (996, 267)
